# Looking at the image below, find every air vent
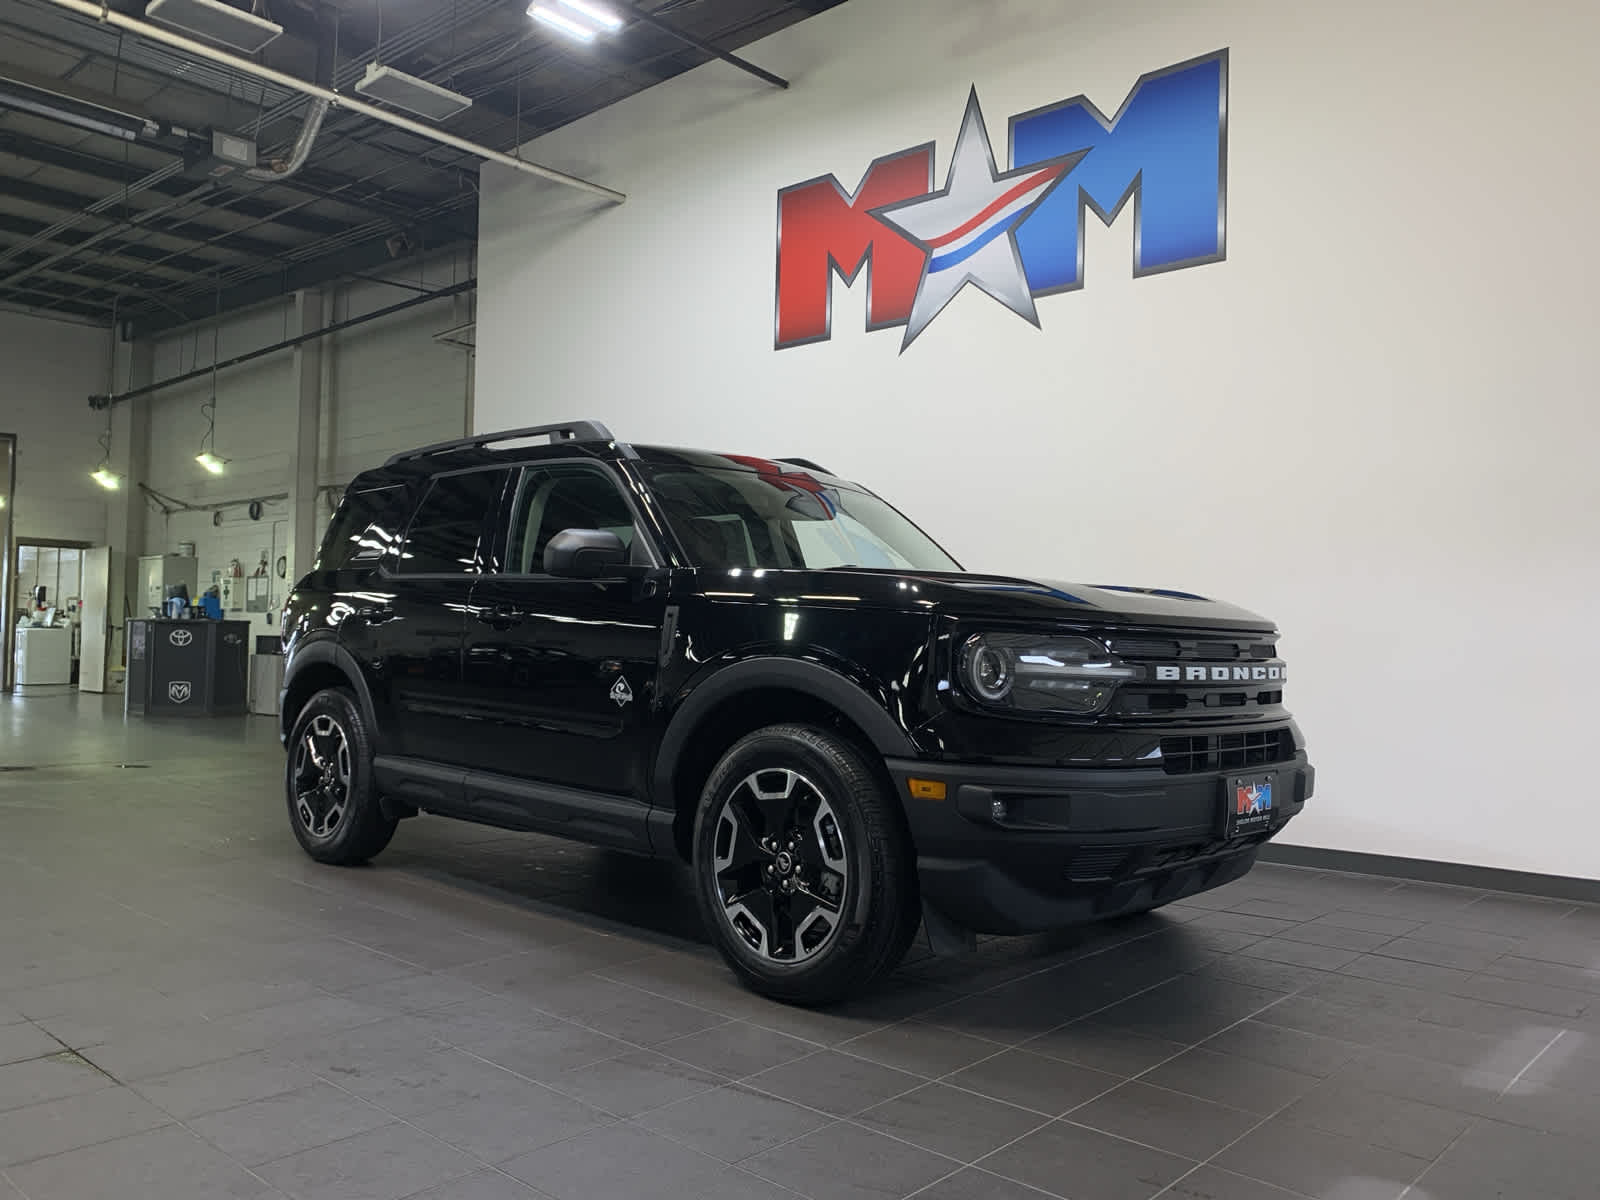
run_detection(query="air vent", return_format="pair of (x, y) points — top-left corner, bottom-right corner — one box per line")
(1160, 728), (1294, 774)
(355, 64), (473, 122)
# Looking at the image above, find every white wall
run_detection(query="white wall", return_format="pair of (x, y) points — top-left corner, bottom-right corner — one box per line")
(473, 0), (1600, 879)
(0, 308), (113, 544)
(139, 253), (474, 613)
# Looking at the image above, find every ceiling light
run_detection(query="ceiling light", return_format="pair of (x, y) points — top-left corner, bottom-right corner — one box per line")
(196, 451), (227, 475)
(355, 64), (473, 122)
(91, 468), (124, 491)
(558, 0), (623, 32)
(529, 4), (597, 41)
(145, 0), (284, 54)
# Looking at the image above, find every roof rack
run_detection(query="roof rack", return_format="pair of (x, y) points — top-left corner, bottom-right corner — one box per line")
(384, 420), (615, 466)
(775, 456), (831, 474)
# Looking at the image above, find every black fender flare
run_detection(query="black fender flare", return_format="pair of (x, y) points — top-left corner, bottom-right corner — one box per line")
(650, 656), (917, 805)
(279, 638), (378, 745)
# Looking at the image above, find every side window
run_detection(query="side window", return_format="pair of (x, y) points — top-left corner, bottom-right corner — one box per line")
(506, 465), (636, 575)
(317, 484), (408, 570)
(397, 470), (506, 575)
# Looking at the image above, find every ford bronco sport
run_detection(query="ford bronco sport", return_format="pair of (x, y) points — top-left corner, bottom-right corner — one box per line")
(280, 420), (1313, 1004)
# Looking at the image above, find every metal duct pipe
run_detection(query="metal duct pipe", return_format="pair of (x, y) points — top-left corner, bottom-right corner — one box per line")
(39, 0), (625, 203)
(243, 96), (328, 180)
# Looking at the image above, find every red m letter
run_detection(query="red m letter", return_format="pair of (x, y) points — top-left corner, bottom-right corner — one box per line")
(774, 145), (933, 349)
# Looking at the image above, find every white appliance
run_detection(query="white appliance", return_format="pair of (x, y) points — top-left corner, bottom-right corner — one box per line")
(14, 625), (71, 686)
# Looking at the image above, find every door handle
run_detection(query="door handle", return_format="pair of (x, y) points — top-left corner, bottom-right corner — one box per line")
(475, 606), (523, 629)
(356, 606), (396, 625)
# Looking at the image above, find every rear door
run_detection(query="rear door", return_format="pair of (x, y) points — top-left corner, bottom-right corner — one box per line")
(463, 460), (667, 797)
(357, 466), (509, 766)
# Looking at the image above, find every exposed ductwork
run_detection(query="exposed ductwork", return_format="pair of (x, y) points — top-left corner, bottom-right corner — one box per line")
(242, 96), (327, 181)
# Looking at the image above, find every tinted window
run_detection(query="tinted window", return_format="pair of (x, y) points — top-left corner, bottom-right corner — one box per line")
(505, 464), (636, 575)
(642, 463), (959, 571)
(398, 470), (505, 574)
(316, 484), (408, 570)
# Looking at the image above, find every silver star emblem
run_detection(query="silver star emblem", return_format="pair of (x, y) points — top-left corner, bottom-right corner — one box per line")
(872, 89), (1084, 351)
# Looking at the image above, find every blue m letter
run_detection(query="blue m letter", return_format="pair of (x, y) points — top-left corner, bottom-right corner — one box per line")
(1009, 52), (1226, 293)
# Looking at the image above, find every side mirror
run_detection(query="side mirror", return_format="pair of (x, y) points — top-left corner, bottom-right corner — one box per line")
(544, 528), (628, 578)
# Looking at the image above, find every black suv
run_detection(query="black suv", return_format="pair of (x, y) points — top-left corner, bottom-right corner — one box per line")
(280, 421), (1313, 1004)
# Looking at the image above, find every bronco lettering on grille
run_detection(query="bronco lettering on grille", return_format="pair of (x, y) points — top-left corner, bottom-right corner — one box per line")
(1154, 664), (1286, 682)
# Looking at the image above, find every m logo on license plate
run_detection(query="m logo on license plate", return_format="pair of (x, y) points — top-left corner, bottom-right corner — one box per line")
(1227, 775), (1275, 838)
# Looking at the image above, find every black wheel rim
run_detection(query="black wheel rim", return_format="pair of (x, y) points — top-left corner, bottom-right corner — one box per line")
(712, 767), (849, 964)
(293, 714), (351, 839)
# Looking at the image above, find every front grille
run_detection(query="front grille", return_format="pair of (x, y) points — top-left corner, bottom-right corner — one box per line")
(1065, 846), (1132, 881)
(1160, 728), (1294, 774)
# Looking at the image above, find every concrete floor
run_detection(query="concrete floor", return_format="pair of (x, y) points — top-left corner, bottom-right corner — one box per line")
(1, 694), (1598, 1200)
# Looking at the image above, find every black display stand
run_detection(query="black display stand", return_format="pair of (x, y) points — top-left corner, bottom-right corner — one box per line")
(125, 619), (250, 717)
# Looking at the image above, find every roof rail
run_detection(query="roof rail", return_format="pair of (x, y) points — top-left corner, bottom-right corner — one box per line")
(384, 420), (615, 466)
(775, 456), (831, 474)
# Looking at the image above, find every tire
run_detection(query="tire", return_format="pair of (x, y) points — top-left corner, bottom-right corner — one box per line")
(285, 687), (397, 865)
(692, 724), (919, 1006)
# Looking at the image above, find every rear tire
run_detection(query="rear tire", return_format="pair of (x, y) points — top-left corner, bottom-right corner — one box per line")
(693, 724), (919, 1006)
(285, 687), (396, 865)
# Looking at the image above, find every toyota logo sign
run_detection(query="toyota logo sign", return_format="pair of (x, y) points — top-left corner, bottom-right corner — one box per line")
(169, 628), (194, 647)
(167, 681), (192, 704)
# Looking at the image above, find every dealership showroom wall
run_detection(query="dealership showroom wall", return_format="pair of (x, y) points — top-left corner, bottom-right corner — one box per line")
(2, 0), (1599, 1198)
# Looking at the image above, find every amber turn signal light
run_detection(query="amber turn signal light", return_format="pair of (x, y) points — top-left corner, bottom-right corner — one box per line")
(907, 778), (947, 801)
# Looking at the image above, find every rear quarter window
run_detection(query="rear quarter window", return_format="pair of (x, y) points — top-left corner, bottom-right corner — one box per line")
(316, 483), (410, 570)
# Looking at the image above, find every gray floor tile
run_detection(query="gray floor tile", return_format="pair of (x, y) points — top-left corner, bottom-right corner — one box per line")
(0, 1022), (61, 1066)
(189, 1082), (393, 1166)
(944, 1048), (1119, 1117)
(652, 1020), (816, 1080)
(547, 1048), (725, 1118)
(1024, 1021), (1187, 1077)
(1214, 1114), (1428, 1199)
(1304, 910), (1421, 936)
(0, 1052), (110, 1113)
(453, 1022), (630, 1081)
(637, 1082), (830, 1163)
(0, 1085), (171, 1167)
(7, 1124), (278, 1200)
(256, 1122), (477, 1200)
(1368, 936), (1507, 972)
(838, 1021), (1002, 1078)
(1140, 1048), (1318, 1115)
(501, 1122), (793, 1200)
(1477, 955), (1600, 996)
(743, 1119), (956, 1200)
(133, 1050), (325, 1120)
(1273, 922), (1397, 953)
(854, 1081), (1041, 1163)
(1164, 1165), (1309, 1199)
(986, 1118), (1195, 1200)
(1200, 1020), (1363, 1078)
(1068, 1081), (1258, 1161)
(396, 1169), (544, 1200)
(1236, 938), (1362, 971)
(411, 1076), (613, 1163)
(745, 1049), (921, 1118)
(913, 1166), (1067, 1199)
(1278, 1079), (1473, 1159)
(332, 1048), (537, 1119)
(1414, 1118), (1600, 1200)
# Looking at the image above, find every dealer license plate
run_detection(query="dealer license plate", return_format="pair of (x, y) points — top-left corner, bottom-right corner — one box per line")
(1225, 773), (1277, 840)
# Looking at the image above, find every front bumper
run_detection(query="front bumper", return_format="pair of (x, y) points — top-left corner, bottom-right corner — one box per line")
(886, 752), (1314, 934)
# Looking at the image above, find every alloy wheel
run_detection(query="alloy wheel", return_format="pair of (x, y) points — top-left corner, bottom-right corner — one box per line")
(293, 713), (352, 839)
(712, 767), (850, 963)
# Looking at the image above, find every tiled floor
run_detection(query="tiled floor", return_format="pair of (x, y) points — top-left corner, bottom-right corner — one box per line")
(1, 692), (1598, 1200)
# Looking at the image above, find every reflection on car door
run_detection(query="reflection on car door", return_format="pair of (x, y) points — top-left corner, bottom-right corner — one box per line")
(464, 462), (666, 798)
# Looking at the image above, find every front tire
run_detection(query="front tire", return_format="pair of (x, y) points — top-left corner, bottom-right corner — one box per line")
(285, 687), (396, 865)
(693, 724), (919, 1006)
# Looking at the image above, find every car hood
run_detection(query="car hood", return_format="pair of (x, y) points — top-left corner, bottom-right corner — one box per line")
(878, 571), (1274, 631)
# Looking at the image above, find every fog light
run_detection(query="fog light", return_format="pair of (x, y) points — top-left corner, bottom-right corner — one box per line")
(989, 798), (1008, 823)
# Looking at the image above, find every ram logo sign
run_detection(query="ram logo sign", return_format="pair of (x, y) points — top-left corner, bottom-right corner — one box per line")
(774, 51), (1227, 351)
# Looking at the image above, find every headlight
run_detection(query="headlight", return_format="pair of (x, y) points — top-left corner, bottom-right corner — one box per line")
(959, 632), (1138, 715)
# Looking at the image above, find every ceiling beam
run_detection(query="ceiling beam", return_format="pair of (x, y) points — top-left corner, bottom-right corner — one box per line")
(124, 209), (476, 338)
(0, 211), (246, 278)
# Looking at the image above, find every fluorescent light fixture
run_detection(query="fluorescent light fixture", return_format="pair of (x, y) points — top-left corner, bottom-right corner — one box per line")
(146, 0), (284, 54)
(196, 451), (227, 475)
(91, 468), (123, 490)
(558, 0), (623, 31)
(355, 63), (473, 122)
(529, 4), (597, 41)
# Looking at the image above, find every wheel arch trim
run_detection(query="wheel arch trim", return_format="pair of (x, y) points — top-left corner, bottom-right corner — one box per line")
(280, 639), (377, 745)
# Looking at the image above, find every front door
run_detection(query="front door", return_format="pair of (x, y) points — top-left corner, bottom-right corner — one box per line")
(463, 461), (666, 798)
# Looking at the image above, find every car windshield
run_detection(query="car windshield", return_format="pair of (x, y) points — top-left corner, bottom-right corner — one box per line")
(642, 460), (960, 572)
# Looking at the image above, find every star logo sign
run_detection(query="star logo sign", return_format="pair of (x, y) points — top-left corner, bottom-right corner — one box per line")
(871, 89), (1086, 351)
